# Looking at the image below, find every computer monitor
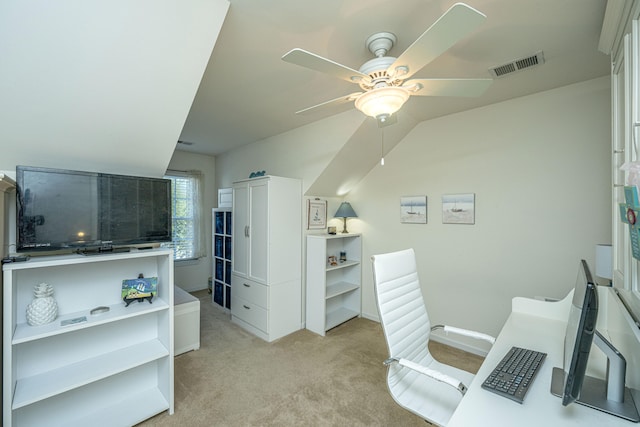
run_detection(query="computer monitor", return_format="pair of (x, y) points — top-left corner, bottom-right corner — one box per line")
(551, 259), (639, 421)
(560, 259), (598, 406)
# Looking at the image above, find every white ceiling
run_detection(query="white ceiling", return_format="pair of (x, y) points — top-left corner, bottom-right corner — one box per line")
(177, 0), (611, 156)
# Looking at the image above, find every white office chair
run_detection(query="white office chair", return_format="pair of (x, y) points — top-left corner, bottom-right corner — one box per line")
(371, 248), (495, 426)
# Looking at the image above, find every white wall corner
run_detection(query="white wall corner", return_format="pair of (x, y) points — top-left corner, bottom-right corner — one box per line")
(0, 173), (16, 193)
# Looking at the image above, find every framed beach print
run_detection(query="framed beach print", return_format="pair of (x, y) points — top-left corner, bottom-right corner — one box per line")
(442, 193), (475, 224)
(307, 199), (327, 229)
(400, 196), (427, 224)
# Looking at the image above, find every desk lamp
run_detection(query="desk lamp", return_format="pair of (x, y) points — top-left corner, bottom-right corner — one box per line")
(335, 202), (357, 234)
(595, 244), (613, 286)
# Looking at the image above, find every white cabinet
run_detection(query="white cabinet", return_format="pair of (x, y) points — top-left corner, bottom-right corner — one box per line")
(2, 249), (174, 427)
(212, 208), (232, 310)
(231, 178), (266, 283)
(231, 176), (302, 342)
(217, 187), (232, 208)
(306, 234), (361, 336)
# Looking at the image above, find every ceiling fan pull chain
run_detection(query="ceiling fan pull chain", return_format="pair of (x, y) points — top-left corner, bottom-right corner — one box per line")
(381, 127), (385, 166)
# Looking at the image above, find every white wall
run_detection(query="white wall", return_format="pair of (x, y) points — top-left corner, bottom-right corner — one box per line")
(353, 76), (611, 353)
(216, 109), (365, 193)
(167, 150), (217, 292)
(0, 0), (229, 177)
(216, 76), (611, 353)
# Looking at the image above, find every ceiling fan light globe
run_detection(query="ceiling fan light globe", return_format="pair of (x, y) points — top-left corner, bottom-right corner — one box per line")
(354, 86), (410, 119)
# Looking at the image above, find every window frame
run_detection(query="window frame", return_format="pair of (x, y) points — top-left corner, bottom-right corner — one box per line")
(163, 170), (204, 262)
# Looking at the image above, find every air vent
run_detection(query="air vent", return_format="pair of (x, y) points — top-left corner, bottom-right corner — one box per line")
(489, 51), (545, 78)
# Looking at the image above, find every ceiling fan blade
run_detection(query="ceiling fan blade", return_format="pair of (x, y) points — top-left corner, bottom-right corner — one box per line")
(388, 3), (486, 80)
(282, 48), (368, 83)
(406, 78), (492, 97)
(295, 92), (363, 115)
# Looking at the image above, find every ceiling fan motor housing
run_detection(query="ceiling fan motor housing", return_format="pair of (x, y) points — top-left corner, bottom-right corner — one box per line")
(358, 32), (404, 90)
(358, 56), (400, 90)
(365, 32), (396, 57)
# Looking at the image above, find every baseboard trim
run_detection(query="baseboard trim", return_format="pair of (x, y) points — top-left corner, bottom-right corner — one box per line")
(429, 334), (489, 357)
(361, 312), (379, 322)
(177, 284), (207, 293)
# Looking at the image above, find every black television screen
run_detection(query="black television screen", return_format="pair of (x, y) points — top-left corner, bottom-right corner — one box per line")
(16, 166), (172, 252)
(561, 259), (598, 406)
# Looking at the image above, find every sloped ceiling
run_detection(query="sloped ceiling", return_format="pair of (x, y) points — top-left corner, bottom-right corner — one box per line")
(0, 0), (230, 177)
(178, 0), (611, 197)
(306, 112), (419, 196)
(178, 0), (610, 156)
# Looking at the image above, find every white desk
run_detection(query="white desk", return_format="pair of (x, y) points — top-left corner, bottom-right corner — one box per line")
(448, 289), (639, 426)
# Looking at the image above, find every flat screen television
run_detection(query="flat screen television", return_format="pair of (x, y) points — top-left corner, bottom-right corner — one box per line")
(560, 259), (599, 406)
(16, 165), (172, 253)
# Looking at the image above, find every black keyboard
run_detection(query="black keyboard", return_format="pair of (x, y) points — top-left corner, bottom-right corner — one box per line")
(480, 346), (546, 403)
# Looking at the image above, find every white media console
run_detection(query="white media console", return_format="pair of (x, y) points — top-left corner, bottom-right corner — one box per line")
(2, 248), (175, 427)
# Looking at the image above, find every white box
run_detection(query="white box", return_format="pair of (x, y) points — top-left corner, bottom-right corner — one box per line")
(174, 286), (200, 355)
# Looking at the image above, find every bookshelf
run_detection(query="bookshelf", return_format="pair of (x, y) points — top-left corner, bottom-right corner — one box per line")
(212, 208), (232, 310)
(306, 234), (361, 336)
(2, 249), (174, 426)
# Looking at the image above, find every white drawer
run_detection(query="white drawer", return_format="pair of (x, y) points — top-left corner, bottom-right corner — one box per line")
(232, 275), (268, 308)
(232, 296), (268, 332)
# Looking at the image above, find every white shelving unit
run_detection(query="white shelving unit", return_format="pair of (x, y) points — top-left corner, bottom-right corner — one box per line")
(306, 234), (361, 336)
(2, 248), (174, 427)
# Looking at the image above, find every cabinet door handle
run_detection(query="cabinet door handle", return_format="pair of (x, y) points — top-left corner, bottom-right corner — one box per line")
(243, 283), (250, 288)
(243, 305), (250, 310)
(244, 225), (250, 237)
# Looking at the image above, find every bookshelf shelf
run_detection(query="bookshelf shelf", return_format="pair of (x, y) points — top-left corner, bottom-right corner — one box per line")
(3, 248), (174, 426)
(306, 234), (361, 336)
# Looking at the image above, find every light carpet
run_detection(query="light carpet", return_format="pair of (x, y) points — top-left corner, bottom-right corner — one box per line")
(138, 290), (483, 426)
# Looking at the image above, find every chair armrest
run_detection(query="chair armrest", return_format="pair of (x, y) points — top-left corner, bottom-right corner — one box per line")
(384, 357), (468, 395)
(432, 324), (496, 344)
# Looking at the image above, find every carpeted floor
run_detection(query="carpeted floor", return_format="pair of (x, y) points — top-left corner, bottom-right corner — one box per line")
(138, 290), (484, 426)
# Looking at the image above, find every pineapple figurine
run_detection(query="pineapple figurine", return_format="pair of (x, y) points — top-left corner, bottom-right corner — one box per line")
(26, 283), (58, 326)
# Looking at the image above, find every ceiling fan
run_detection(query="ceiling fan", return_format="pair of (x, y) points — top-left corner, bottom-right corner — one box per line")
(282, 3), (492, 123)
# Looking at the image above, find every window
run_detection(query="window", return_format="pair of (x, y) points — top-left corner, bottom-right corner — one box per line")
(614, 19), (640, 312)
(163, 170), (204, 261)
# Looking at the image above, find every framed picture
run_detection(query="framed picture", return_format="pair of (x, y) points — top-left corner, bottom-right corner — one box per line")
(307, 199), (327, 229)
(442, 193), (475, 224)
(121, 277), (158, 306)
(400, 196), (427, 224)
